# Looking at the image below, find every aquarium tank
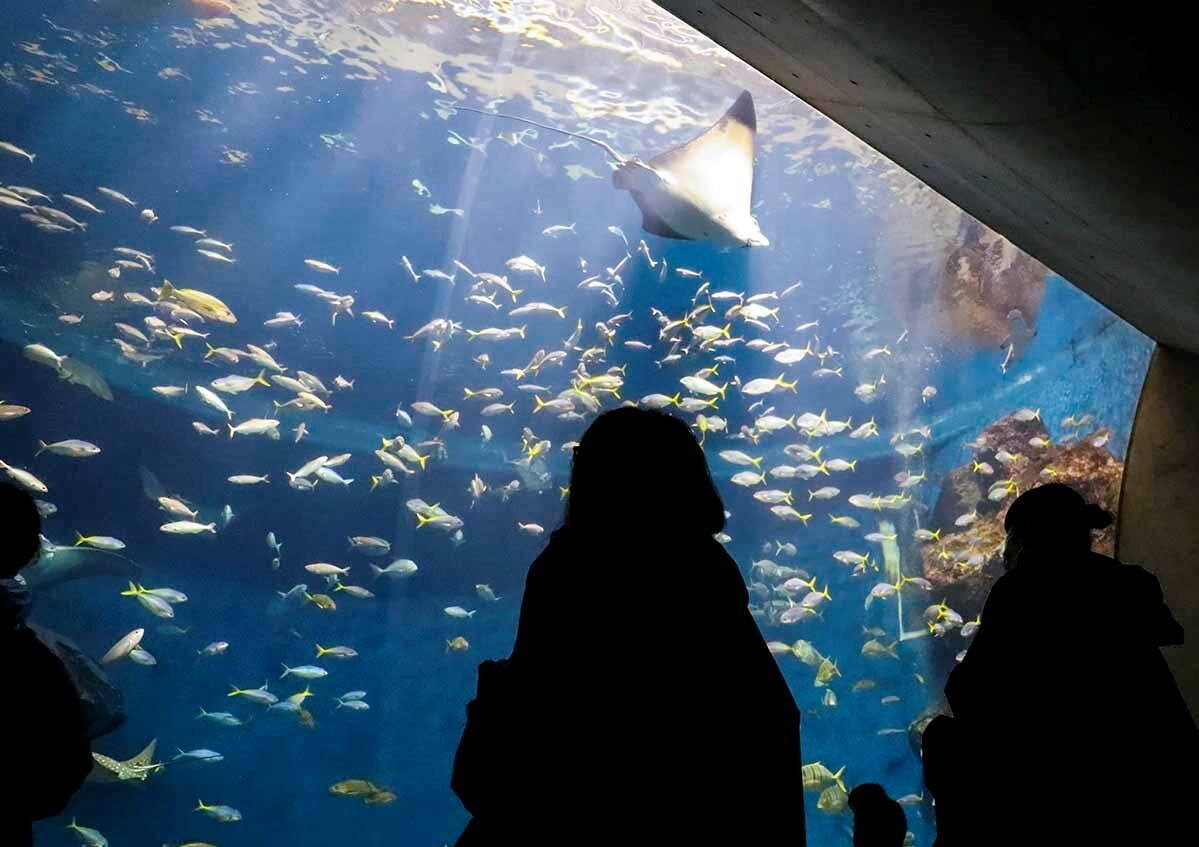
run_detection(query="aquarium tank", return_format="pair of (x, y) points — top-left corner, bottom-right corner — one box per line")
(0, 1), (1153, 845)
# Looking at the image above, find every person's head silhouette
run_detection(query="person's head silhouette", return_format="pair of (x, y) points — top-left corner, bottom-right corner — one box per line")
(1002, 482), (1111, 570)
(848, 782), (907, 847)
(0, 481), (42, 580)
(563, 407), (725, 538)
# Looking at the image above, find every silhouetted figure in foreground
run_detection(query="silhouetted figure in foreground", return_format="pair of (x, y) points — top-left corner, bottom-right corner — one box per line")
(452, 408), (804, 846)
(918, 715), (962, 845)
(849, 783), (906, 847)
(0, 483), (92, 846)
(924, 483), (1197, 846)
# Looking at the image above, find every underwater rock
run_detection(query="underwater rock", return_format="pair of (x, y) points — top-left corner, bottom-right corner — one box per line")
(937, 218), (1048, 347)
(879, 187), (1047, 349)
(29, 622), (125, 739)
(928, 413), (1051, 530)
(920, 411), (1124, 620)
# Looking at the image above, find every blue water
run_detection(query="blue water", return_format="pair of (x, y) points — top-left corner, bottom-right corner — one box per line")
(0, 3), (1152, 845)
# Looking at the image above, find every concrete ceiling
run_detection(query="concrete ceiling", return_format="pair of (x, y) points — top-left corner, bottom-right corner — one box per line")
(657, 1), (1199, 352)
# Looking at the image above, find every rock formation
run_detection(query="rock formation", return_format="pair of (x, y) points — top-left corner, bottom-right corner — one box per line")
(935, 218), (1048, 346)
(29, 622), (126, 740)
(913, 411), (1123, 679)
(877, 185), (1049, 349)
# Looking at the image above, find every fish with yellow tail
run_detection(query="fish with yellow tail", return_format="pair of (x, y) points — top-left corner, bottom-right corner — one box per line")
(814, 656), (840, 687)
(74, 532), (125, 551)
(194, 799), (242, 822)
(802, 761), (847, 793)
(817, 784), (849, 814)
(740, 373), (798, 396)
(416, 509), (464, 532)
(155, 280), (237, 324)
(305, 591), (336, 611)
(861, 639), (900, 660)
(228, 682), (278, 706)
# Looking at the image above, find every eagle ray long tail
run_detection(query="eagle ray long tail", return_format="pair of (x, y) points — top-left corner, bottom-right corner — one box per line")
(451, 105), (626, 164)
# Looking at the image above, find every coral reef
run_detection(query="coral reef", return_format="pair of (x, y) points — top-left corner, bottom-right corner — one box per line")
(909, 412), (1123, 687)
(919, 411), (1123, 616)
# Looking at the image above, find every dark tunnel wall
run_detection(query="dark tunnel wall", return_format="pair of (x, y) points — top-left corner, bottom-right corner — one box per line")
(1118, 345), (1199, 717)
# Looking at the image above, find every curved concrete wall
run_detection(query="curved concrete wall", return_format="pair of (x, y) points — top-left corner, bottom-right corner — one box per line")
(1117, 345), (1199, 716)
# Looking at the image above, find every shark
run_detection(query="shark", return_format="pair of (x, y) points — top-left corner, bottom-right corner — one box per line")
(87, 738), (163, 784)
(22, 536), (138, 590)
(454, 90), (768, 247)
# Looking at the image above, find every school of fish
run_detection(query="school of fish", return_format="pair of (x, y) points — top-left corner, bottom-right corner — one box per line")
(0, 8), (1126, 846)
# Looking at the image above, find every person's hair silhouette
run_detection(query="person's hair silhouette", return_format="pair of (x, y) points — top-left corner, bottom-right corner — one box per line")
(0, 482), (92, 847)
(563, 406), (725, 535)
(451, 408), (803, 846)
(848, 783), (907, 847)
(0, 481), (42, 579)
(1000, 481), (1112, 571)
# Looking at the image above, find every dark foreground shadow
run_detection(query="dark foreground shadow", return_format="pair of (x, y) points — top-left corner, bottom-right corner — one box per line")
(849, 782), (906, 846)
(0, 482), (92, 846)
(451, 407), (805, 846)
(923, 483), (1198, 846)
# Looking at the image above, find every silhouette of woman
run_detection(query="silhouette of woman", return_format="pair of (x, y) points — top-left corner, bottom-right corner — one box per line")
(925, 483), (1196, 846)
(452, 408), (804, 846)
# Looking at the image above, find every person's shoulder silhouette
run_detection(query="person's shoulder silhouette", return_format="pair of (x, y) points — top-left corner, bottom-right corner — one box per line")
(453, 408), (804, 846)
(931, 483), (1196, 846)
(513, 407), (735, 657)
(0, 483), (92, 847)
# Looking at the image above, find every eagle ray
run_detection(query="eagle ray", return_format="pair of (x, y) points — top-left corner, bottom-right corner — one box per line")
(453, 90), (768, 247)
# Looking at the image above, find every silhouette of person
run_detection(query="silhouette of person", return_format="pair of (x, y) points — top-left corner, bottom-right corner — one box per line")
(848, 783), (906, 847)
(0, 483), (92, 846)
(925, 483), (1197, 846)
(451, 408), (804, 846)
(919, 713), (965, 846)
